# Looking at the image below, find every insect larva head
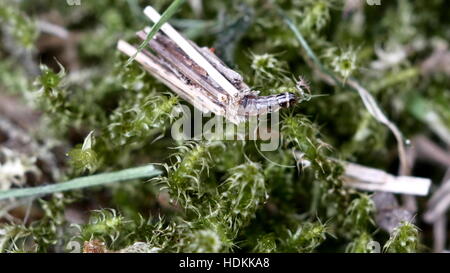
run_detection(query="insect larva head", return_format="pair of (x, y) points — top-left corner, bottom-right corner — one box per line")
(296, 76), (311, 94)
(278, 92), (297, 108)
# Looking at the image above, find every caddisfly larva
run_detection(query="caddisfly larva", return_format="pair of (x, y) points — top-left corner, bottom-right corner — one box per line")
(118, 6), (300, 124)
(238, 92), (297, 116)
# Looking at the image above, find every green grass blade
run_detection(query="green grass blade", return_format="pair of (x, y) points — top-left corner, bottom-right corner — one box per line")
(0, 165), (162, 200)
(126, 0), (186, 66)
(276, 7), (339, 85)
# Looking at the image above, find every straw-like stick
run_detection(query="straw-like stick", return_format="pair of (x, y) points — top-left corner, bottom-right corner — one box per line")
(143, 5), (241, 99)
(343, 162), (431, 196)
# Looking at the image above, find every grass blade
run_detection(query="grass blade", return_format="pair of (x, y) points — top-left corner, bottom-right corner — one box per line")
(0, 165), (162, 200)
(126, 0), (186, 66)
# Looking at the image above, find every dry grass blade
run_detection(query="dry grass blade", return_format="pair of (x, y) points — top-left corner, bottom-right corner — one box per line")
(277, 6), (408, 171)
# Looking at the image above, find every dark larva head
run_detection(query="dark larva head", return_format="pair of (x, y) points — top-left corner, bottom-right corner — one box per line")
(277, 92), (297, 108)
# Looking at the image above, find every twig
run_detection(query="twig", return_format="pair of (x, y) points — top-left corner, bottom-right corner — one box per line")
(295, 154), (431, 196)
(424, 168), (450, 252)
(0, 165), (162, 200)
(413, 136), (450, 168)
(36, 20), (69, 39)
(342, 162), (431, 196)
(143, 5), (241, 98)
(399, 143), (417, 213)
(117, 40), (223, 115)
(424, 168), (450, 223)
(433, 216), (447, 253)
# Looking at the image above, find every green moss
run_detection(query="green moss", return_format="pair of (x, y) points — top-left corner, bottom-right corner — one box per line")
(0, 0), (448, 253)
